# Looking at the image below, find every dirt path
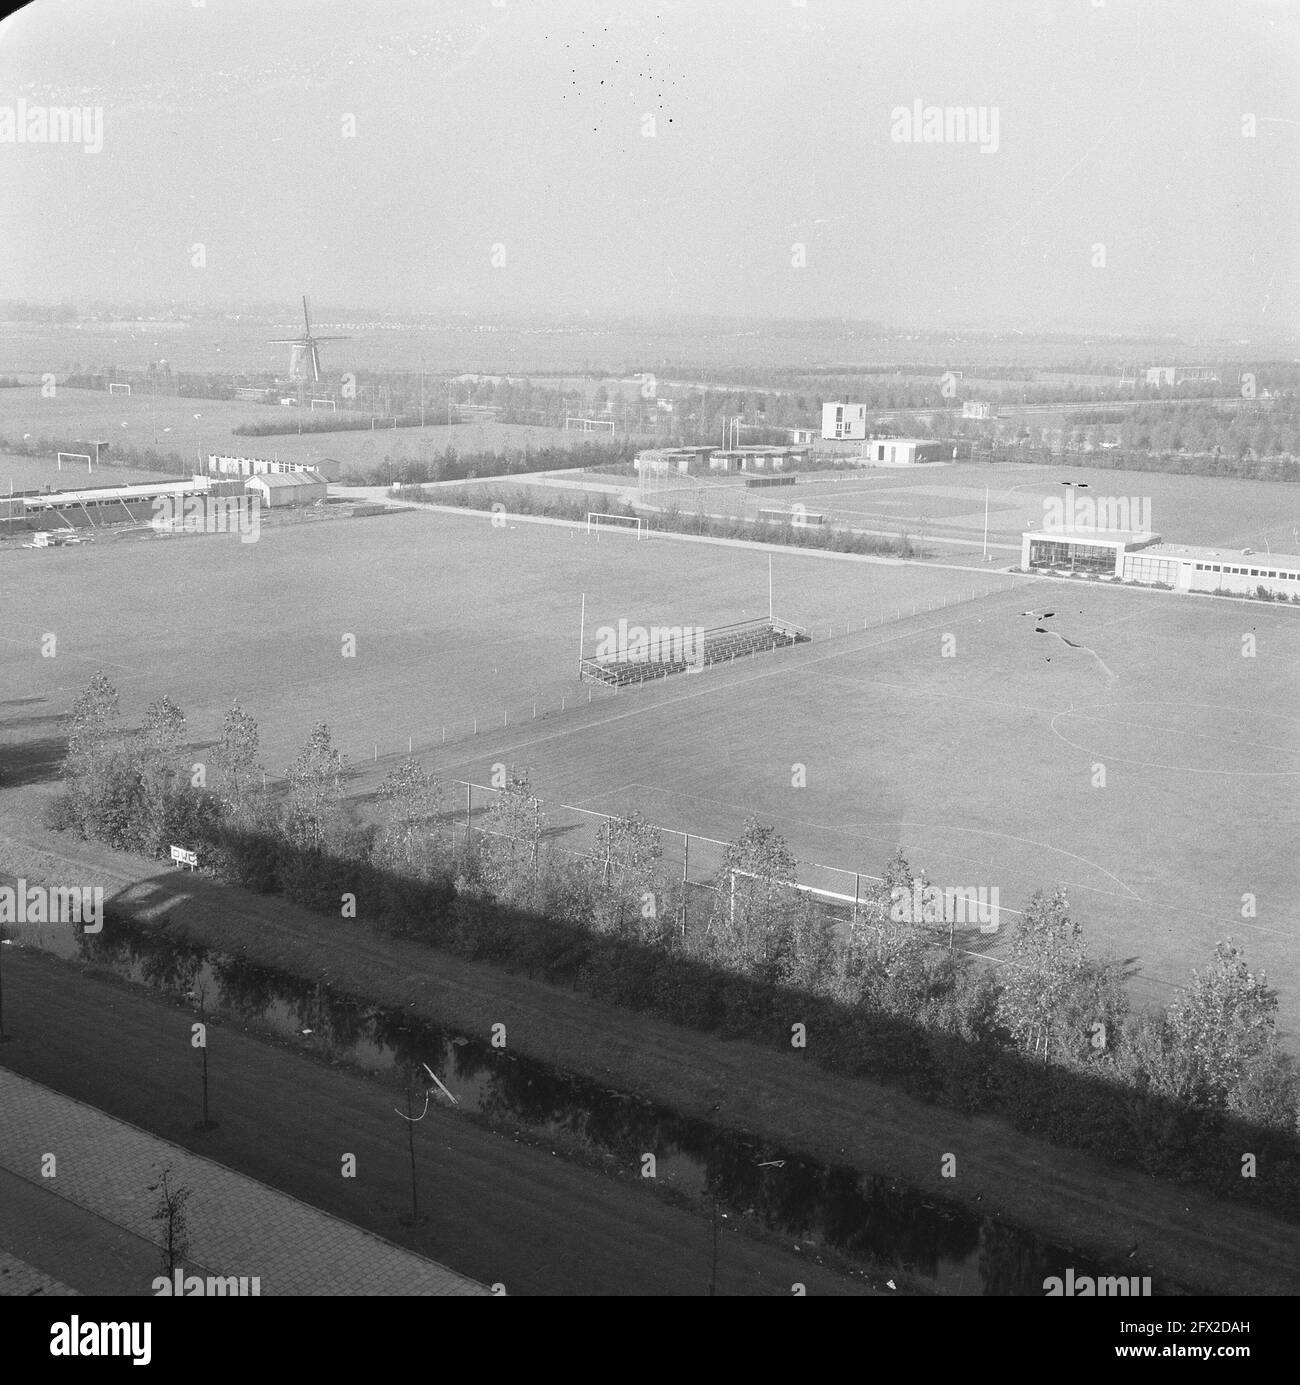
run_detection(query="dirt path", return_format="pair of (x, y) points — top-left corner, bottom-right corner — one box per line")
(3, 812), (1298, 1295)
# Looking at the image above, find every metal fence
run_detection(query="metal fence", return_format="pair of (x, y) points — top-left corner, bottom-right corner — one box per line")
(431, 776), (1016, 964)
(341, 578), (1021, 766)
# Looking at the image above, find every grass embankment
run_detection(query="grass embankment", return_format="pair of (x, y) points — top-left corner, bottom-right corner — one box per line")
(2, 807), (1298, 1296)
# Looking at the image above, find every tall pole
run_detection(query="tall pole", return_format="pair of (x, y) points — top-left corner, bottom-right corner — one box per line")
(982, 487), (989, 560)
(681, 831), (689, 936)
(578, 592), (586, 675)
(406, 1070), (419, 1222)
(768, 555), (773, 620)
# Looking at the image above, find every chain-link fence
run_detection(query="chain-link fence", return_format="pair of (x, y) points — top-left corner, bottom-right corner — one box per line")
(431, 777), (1015, 964)
(337, 578), (1021, 767)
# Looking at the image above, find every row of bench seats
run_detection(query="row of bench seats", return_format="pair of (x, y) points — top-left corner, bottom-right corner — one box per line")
(581, 620), (810, 688)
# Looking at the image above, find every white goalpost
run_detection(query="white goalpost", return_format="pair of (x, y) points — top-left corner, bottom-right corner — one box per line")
(107, 382), (131, 395)
(309, 398), (337, 411)
(566, 416), (616, 434)
(587, 512), (643, 541)
(57, 452), (93, 474)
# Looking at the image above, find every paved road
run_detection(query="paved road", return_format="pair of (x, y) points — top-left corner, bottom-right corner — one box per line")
(0, 1166), (160, 1296)
(0, 1067), (486, 1296)
(0, 949), (865, 1296)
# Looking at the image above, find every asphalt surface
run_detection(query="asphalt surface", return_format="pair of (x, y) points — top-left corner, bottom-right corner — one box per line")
(0, 948), (866, 1296)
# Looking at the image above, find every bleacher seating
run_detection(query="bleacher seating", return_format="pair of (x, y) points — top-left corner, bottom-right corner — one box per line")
(579, 618), (811, 688)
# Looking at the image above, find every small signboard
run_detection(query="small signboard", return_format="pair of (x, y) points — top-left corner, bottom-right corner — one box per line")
(170, 845), (198, 869)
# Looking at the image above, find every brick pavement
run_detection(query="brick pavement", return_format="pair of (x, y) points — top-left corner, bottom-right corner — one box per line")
(0, 1069), (489, 1295)
(0, 1249), (77, 1297)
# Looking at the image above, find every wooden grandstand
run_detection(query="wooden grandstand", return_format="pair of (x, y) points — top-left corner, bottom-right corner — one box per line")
(579, 616), (810, 688)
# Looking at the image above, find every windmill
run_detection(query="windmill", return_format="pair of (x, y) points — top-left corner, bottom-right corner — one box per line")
(268, 297), (349, 383)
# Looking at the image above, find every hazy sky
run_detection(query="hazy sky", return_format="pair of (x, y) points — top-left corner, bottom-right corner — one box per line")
(1, 0), (1296, 334)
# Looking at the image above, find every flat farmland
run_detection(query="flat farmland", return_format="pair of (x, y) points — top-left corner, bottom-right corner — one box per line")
(0, 386), (631, 482)
(2, 507), (1296, 1043)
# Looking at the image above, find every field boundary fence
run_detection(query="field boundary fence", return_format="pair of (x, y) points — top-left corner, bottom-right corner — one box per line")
(339, 578), (1023, 767)
(390, 776), (1019, 966)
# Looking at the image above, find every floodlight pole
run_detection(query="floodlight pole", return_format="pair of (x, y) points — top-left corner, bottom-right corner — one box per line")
(578, 592), (586, 676)
(982, 488), (989, 560)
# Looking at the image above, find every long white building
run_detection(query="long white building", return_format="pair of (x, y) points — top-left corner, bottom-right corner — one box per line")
(1021, 528), (1300, 598)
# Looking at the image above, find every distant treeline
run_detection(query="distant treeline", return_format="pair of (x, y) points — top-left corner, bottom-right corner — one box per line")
(233, 414), (454, 438)
(990, 441), (1300, 484)
(41, 672), (1300, 1224)
(0, 431), (189, 478)
(344, 440), (640, 487)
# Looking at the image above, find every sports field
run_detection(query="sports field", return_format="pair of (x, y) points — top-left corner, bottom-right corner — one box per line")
(0, 385), (629, 483)
(1, 505), (1296, 1040)
(613, 461), (1300, 557)
(0, 453), (184, 493)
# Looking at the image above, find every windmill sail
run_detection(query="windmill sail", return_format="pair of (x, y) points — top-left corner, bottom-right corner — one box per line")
(267, 296), (350, 382)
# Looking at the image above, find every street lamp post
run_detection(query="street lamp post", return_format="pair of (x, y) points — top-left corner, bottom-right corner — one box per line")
(186, 982), (217, 1132)
(394, 1060), (459, 1226)
(0, 928), (9, 1042)
(706, 1157), (786, 1295)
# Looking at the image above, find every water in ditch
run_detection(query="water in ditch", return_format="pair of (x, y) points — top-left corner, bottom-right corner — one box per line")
(5, 913), (1158, 1295)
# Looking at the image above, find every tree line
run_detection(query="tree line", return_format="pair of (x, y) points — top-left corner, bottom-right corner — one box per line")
(399, 483), (919, 557)
(38, 672), (1300, 1221)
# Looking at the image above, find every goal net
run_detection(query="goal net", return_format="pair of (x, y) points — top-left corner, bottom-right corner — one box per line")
(565, 416), (616, 433)
(57, 452), (93, 473)
(107, 382), (131, 395)
(587, 512), (642, 540)
(309, 398), (337, 411)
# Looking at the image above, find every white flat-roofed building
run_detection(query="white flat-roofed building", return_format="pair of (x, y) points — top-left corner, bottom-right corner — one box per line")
(1021, 529), (1300, 598)
(822, 402), (868, 440)
(1137, 544), (1300, 597)
(862, 437), (953, 466)
(1021, 529), (1160, 578)
(208, 452), (341, 481)
(1144, 366), (1220, 386)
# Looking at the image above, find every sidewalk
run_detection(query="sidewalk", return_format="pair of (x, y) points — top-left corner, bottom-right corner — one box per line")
(0, 1069), (489, 1296)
